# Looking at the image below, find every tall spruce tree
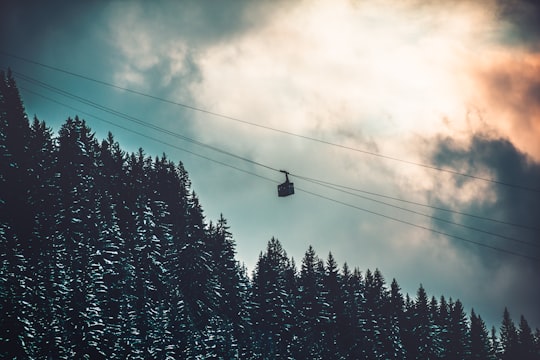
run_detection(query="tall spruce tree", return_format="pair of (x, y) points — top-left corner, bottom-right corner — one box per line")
(489, 326), (501, 360)
(534, 328), (540, 359)
(26, 117), (60, 357)
(500, 307), (519, 360)
(389, 278), (407, 359)
(437, 295), (451, 359)
(296, 246), (325, 359)
(470, 309), (491, 360)
(337, 262), (360, 358)
(447, 299), (470, 359)
(409, 284), (437, 359)
(349, 266), (367, 358)
(0, 69), (32, 358)
(57, 116), (102, 358)
(517, 315), (536, 360)
(364, 269), (394, 358)
(321, 252), (341, 359)
(251, 238), (296, 358)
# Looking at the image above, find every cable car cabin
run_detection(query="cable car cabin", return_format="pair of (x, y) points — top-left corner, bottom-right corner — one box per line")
(277, 170), (294, 197)
(278, 181), (294, 197)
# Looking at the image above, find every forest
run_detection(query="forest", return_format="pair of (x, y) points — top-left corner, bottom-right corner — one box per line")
(1, 69), (540, 359)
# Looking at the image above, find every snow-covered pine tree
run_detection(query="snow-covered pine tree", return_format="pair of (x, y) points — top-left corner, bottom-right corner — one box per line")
(436, 295), (451, 359)
(409, 284), (438, 359)
(180, 192), (217, 339)
(0, 69), (33, 358)
(147, 154), (193, 356)
(336, 262), (361, 358)
(125, 150), (176, 357)
(350, 266), (367, 358)
(489, 326), (501, 360)
(95, 133), (132, 357)
(25, 117), (60, 357)
(533, 328), (540, 359)
(207, 214), (249, 357)
(251, 238), (296, 358)
(320, 252), (340, 359)
(56, 117), (103, 358)
(389, 278), (406, 359)
(367, 269), (402, 359)
(296, 246), (326, 359)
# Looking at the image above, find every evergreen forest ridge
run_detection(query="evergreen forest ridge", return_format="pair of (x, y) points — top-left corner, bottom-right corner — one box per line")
(1, 69), (539, 358)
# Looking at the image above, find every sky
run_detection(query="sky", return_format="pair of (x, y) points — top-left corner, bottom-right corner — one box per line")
(1, 0), (539, 330)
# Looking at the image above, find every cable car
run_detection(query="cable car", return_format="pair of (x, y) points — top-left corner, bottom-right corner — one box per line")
(277, 170), (294, 197)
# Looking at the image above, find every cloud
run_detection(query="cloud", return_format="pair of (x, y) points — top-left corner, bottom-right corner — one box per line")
(496, 0), (540, 49)
(429, 132), (540, 250)
(428, 131), (540, 326)
(469, 52), (540, 160)
(0, 1), (99, 53)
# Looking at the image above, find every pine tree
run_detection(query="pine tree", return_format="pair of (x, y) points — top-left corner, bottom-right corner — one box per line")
(500, 308), (519, 360)
(447, 299), (470, 359)
(350, 266), (367, 359)
(533, 328), (540, 359)
(251, 238), (296, 358)
(296, 245), (325, 359)
(428, 295), (446, 358)
(389, 278), (406, 359)
(321, 252), (340, 359)
(182, 192), (217, 335)
(363, 268), (398, 358)
(409, 284), (437, 360)
(470, 309), (491, 360)
(489, 326), (501, 360)
(26, 117), (60, 357)
(336, 262), (359, 358)
(94, 133), (131, 357)
(402, 293), (415, 359)
(0, 70), (31, 216)
(517, 315), (536, 360)
(206, 215), (246, 358)
(0, 69), (32, 358)
(56, 116), (102, 357)
(151, 155), (195, 356)
(235, 263), (254, 359)
(436, 295), (451, 359)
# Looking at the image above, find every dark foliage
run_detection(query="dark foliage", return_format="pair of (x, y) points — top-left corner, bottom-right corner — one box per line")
(1, 71), (539, 359)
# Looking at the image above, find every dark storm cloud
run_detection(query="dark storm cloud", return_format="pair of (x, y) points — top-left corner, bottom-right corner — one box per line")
(0, 0), (292, 149)
(432, 135), (540, 197)
(430, 134), (540, 253)
(0, 0), (277, 50)
(429, 133), (540, 325)
(0, 1), (102, 56)
(497, 0), (540, 48)
(0, 0), (289, 86)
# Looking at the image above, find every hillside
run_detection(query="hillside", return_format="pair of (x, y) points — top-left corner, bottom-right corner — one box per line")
(1, 70), (539, 359)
